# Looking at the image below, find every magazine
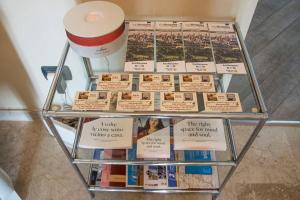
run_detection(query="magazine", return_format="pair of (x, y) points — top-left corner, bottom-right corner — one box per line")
(125, 21), (155, 72)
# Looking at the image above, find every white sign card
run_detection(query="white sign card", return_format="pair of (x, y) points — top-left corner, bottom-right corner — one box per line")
(72, 91), (111, 111)
(160, 92), (198, 112)
(79, 118), (133, 149)
(173, 119), (227, 151)
(139, 74), (175, 92)
(116, 91), (155, 112)
(203, 92), (242, 112)
(179, 74), (215, 92)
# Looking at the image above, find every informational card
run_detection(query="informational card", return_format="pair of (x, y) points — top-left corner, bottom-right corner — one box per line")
(139, 74), (175, 92)
(173, 119), (227, 151)
(79, 118), (133, 149)
(179, 74), (215, 92)
(136, 117), (170, 159)
(203, 92), (242, 112)
(72, 91), (111, 111)
(182, 22), (215, 73)
(160, 92), (198, 112)
(156, 22), (186, 73)
(96, 73), (132, 91)
(125, 21), (155, 72)
(116, 91), (154, 112)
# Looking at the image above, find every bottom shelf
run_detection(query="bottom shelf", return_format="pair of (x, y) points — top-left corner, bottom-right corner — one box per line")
(87, 163), (220, 193)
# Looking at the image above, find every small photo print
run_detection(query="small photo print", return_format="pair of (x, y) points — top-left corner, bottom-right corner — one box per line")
(121, 74), (129, 81)
(143, 75), (153, 82)
(226, 94), (236, 101)
(98, 92), (107, 100)
(102, 74), (112, 81)
(184, 93), (193, 101)
(121, 92), (132, 100)
(202, 75), (210, 82)
(142, 92), (151, 100)
(146, 166), (166, 180)
(78, 92), (89, 100)
(207, 93), (218, 101)
(164, 93), (174, 101)
(162, 75), (170, 82)
(183, 75), (193, 82)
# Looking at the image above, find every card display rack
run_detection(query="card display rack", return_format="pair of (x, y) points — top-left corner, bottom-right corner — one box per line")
(42, 20), (268, 200)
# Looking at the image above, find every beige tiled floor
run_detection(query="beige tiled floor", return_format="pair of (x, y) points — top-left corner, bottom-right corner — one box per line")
(0, 120), (299, 200)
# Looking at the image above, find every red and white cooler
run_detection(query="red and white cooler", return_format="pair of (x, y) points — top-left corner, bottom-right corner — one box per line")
(63, 1), (125, 58)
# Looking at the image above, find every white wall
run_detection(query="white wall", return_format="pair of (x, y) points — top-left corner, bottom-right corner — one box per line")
(0, 0), (258, 115)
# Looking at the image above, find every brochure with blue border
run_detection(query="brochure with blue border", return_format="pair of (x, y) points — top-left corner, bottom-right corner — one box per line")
(127, 144), (138, 186)
(167, 144), (177, 188)
(184, 150), (212, 175)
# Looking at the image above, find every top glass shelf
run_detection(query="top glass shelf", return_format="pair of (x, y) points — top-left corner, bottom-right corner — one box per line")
(43, 21), (267, 120)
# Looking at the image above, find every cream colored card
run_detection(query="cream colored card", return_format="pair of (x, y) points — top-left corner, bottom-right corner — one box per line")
(179, 74), (215, 92)
(160, 92), (198, 112)
(72, 91), (111, 111)
(116, 91), (154, 112)
(96, 73), (133, 91)
(203, 93), (242, 112)
(207, 22), (234, 32)
(139, 74), (175, 91)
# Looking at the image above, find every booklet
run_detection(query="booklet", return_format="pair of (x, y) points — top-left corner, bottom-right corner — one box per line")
(156, 22), (186, 73)
(72, 91), (111, 111)
(203, 92), (242, 112)
(184, 150), (212, 175)
(179, 74), (215, 92)
(100, 150), (127, 187)
(208, 22), (246, 74)
(126, 144), (144, 187)
(182, 22), (215, 73)
(160, 92), (198, 112)
(139, 74), (175, 92)
(173, 119), (227, 151)
(96, 73), (133, 91)
(79, 118), (133, 149)
(136, 117), (170, 159)
(144, 165), (168, 189)
(116, 91), (155, 112)
(125, 21), (155, 72)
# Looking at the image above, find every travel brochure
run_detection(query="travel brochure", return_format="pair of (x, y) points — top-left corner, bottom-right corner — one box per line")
(182, 22), (215, 73)
(125, 21), (155, 72)
(156, 22), (186, 73)
(203, 92), (243, 112)
(116, 91), (155, 112)
(160, 92), (198, 112)
(72, 91), (111, 111)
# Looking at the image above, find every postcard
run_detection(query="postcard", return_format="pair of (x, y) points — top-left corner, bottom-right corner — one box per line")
(96, 73), (132, 91)
(72, 91), (111, 111)
(203, 92), (242, 112)
(160, 92), (198, 112)
(116, 91), (154, 112)
(139, 74), (175, 91)
(179, 74), (215, 92)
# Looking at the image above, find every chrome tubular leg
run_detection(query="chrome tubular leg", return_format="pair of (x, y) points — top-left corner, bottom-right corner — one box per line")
(83, 57), (94, 78)
(219, 119), (267, 191)
(43, 116), (93, 198)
